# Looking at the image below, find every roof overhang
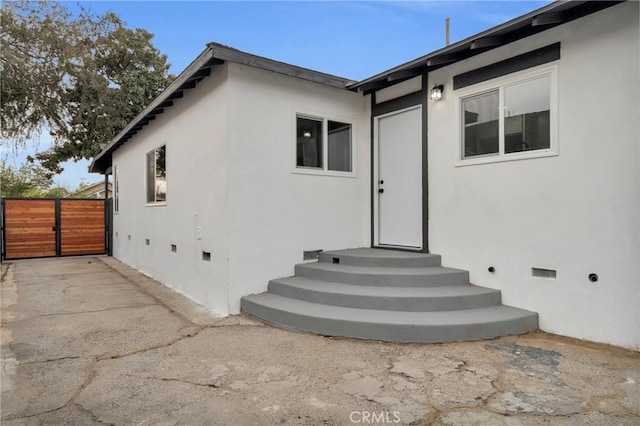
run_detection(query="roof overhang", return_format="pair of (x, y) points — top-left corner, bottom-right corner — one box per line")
(89, 43), (355, 174)
(347, 0), (625, 93)
(90, 1), (625, 173)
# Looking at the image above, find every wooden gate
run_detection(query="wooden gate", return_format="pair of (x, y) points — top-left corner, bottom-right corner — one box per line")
(1, 198), (108, 260)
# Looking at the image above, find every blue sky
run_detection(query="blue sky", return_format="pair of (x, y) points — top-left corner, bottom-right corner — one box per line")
(4, 0), (551, 188)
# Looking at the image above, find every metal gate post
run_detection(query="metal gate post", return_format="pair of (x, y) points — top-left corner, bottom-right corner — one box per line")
(55, 198), (61, 257)
(1, 198), (5, 262)
(105, 198), (113, 256)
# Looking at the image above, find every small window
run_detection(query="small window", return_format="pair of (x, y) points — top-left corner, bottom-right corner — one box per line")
(504, 76), (550, 154)
(328, 120), (352, 172)
(463, 91), (499, 158)
(297, 117), (323, 168)
(458, 67), (556, 164)
(296, 115), (353, 174)
(113, 165), (119, 213)
(146, 145), (166, 204)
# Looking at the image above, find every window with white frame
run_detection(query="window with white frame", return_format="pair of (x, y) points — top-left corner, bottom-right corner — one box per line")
(146, 145), (166, 204)
(296, 115), (353, 173)
(459, 67), (556, 164)
(113, 165), (119, 213)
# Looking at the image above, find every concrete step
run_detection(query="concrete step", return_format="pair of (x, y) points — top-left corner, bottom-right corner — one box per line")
(241, 248), (539, 343)
(295, 262), (469, 287)
(241, 293), (538, 343)
(269, 277), (501, 311)
(319, 248), (441, 268)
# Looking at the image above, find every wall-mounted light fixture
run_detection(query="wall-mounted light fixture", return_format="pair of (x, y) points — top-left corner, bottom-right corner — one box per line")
(430, 84), (444, 101)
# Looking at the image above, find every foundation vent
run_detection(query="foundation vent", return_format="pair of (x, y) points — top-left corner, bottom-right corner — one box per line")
(303, 249), (322, 261)
(532, 267), (556, 279)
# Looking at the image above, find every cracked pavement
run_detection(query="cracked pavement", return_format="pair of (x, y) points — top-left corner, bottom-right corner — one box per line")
(1, 257), (639, 425)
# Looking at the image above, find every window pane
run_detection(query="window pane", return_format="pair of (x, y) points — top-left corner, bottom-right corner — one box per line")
(504, 75), (550, 153)
(462, 91), (499, 158)
(155, 145), (166, 202)
(328, 120), (352, 172)
(146, 151), (155, 203)
(114, 166), (119, 212)
(296, 117), (323, 168)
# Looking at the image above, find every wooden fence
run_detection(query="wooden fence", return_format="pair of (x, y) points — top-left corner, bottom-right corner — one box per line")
(1, 198), (108, 260)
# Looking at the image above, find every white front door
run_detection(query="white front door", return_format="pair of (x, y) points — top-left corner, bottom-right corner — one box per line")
(375, 105), (423, 248)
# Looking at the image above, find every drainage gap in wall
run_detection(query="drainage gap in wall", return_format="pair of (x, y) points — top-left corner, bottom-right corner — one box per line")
(532, 267), (556, 279)
(332, 257), (340, 264)
(145, 239), (150, 246)
(303, 249), (322, 261)
(171, 244), (177, 253)
(202, 251), (211, 262)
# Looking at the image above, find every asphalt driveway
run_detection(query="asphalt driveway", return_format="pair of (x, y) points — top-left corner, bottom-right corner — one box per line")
(1, 257), (639, 425)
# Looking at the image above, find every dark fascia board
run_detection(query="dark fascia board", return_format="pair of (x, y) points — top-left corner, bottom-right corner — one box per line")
(470, 36), (505, 50)
(532, 12), (565, 26)
(207, 42), (355, 89)
(453, 42), (561, 90)
(387, 66), (428, 82)
(90, 43), (356, 173)
(348, 0), (623, 91)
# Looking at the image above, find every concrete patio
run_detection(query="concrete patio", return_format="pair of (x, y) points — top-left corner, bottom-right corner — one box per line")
(1, 257), (639, 425)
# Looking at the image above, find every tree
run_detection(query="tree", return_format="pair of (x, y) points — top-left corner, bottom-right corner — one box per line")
(43, 186), (70, 198)
(0, 160), (54, 197)
(1, 1), (174, 174)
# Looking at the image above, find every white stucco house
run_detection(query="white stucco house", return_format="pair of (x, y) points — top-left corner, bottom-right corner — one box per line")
(90, 1), (639, 350)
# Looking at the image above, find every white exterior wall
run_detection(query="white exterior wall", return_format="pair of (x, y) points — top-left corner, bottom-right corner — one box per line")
(428, 2), (640, 349)
(112, 65), (232, 315)
(226, 62), (371, 313)
(111, 61), (371, 315)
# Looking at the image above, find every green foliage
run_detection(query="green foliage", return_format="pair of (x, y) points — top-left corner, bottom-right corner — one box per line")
(1, 1), (175, 174)
(69, 182), (89, 197)
(42, 186), (70, 198)
(0, 160), (54, 197)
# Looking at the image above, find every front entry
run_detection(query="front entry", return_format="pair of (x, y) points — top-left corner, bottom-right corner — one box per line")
(374, 105), (423, 249)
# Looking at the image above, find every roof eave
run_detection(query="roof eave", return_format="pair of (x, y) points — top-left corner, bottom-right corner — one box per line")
(347, 0), (615, 92)
(89, 46), (219, 173)
(206, 42), (356, 88)
(89, 43), (356, 174)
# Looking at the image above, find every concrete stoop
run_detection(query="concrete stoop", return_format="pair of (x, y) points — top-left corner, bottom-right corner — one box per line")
(241, 248), (538, 343)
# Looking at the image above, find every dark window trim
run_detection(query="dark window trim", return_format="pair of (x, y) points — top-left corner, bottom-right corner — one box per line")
(453, 42), (560, 90)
